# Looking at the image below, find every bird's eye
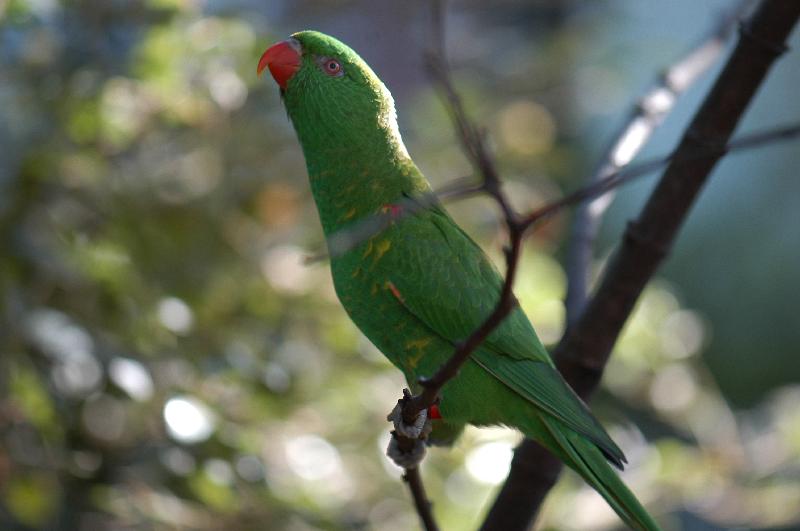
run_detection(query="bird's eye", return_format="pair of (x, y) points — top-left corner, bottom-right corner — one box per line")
(320, 57), (344, 77)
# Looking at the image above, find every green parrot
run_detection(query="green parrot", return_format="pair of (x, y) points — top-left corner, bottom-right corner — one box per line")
(258, 31), (661, 531)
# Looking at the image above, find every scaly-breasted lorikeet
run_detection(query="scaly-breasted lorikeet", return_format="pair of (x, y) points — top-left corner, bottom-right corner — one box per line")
(258, 31), (661, 531)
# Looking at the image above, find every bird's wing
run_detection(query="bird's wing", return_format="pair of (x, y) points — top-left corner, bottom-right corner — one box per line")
(377, 205), (624, 464)
(378, 202), (541, 358)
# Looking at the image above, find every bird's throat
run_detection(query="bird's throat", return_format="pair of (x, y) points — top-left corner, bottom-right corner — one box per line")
(304, 145), (426, 239)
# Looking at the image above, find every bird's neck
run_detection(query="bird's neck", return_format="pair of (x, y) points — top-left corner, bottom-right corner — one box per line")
(298, 121), (430, 238)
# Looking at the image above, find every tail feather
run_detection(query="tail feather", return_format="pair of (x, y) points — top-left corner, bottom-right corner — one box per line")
(540, 416), (661, 531)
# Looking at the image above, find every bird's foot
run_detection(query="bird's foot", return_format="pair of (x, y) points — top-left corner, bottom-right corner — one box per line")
(387, 401), (431, 439)
(386, 433), (427, 468)
(385, 398), (433, 469)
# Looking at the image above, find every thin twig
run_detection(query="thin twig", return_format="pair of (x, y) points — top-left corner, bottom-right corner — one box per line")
(390, 3), (450, 529)
(308, 175), (483, 263)
(391, 1), (524, 527)
(313, 121), (800, 264)
(395, 0), (526, 427)
(403, 467), (439, 531)
(518, 121), (800, 231)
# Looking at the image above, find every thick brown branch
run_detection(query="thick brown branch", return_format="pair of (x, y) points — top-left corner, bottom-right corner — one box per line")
(392, 2), (526, 527)
(481, 2), (800, 530)
(556, 0), (799, 398)
(564, 0), (755, 325)
(478, 440), (561, 531)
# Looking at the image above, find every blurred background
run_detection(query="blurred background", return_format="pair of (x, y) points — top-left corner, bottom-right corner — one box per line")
(2, 0), (800, 530)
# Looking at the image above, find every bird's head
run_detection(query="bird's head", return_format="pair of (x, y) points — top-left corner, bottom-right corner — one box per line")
(257, 31), (408, 164)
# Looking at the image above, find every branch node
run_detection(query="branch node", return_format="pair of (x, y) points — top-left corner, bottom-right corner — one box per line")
(508, 217), (525, 238)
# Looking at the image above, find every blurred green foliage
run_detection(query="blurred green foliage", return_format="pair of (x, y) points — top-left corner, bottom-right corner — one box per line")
(1, 1), (799, 530)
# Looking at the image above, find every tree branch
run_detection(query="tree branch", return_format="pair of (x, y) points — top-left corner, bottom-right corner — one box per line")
(481, 2), (800, 530)
(403, 466), (439, 531)
(558, 0), (799, 400)
(564, 0), (756, 325)
(517, 121), (800, 232)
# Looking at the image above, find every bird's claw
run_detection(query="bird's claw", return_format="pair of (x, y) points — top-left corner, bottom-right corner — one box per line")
(385, 396), (433, 469)
(387, 434), (426, 468)
(387, 402), (431, 439)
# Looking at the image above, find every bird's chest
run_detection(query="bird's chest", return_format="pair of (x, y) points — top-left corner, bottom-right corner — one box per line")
(329, 236), (424, 371)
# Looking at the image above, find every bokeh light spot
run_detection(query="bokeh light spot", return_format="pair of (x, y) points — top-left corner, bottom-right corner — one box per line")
(285, 435), (342, 481)
(235, 455), (265, 483)
(204, 458), (235, 486)
(25, 309), (102, 397)
(649, 364), (698, 413)
(261, 245), (311, 295)
(465, 441), (513, 485)
(82, 394), (127, 442)
(157, 297), (194, 335)
(109, 357), (154, 401)
(163, 396), (215, 444)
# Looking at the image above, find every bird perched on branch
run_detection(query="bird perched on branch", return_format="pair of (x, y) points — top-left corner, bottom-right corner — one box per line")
(258, 30), (660, 531)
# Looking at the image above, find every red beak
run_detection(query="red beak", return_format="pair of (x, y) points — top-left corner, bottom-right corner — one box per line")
(257, 38), (302, 90)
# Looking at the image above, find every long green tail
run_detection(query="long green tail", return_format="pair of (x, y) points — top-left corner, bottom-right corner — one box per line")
(537, 415), (662, 531)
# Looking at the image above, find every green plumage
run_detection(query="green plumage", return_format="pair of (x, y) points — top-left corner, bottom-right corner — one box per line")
(276, 30), (661, 530)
